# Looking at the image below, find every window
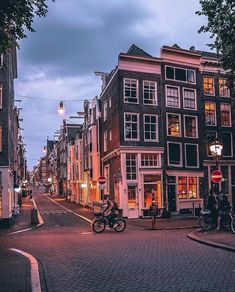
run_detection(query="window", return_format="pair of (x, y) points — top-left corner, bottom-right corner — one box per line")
(220, 103), (231, 127)
(205, 102), (216, 126)
(109, 97), (112, 108)
(144, 114), (158, 141)
(104, 130), (108, 152)
(141, 153), (159, 167)
(183, 88), (196, 110)
(109, 130), (112, 141)
(168, 142), (182, 166)
(203, 76), (214, 95)
(166, 66), (195, 83)
(0, 83), (2, 109)
(167, 113), (181, 136)
(219, 79), (230, 97)
(185, 144), (198, 167)
(0, 54), (3, 66)
(124, 78), (138, 103)
(0, 125), (2, 152)
(126, 154), (137, 180)
(166, 86), (180, 107)
(103, 100), (107, 121)
(206, 131), (217, 156)
(128, 186), (136, 208)
(143, 81), (157, 105)
(221, 132), (233, 157)
(178, 177), (197, 199)
(124, 113), (139, 141)
(184, 116), (197, 138)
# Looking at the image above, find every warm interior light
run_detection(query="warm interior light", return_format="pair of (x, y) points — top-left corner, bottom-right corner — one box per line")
(81, 183), (87, 189)
(58, 101), (65, 115)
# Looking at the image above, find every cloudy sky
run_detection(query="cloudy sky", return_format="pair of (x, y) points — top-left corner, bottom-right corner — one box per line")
(15, 0), (211, 169)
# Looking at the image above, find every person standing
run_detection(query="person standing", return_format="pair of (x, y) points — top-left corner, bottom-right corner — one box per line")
(206, 189), (217, 224)
(149, 200), (158, 230)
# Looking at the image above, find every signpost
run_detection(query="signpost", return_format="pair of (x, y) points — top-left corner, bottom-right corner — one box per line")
(211, 170), (223, 183)
(98, 176), (106, 202)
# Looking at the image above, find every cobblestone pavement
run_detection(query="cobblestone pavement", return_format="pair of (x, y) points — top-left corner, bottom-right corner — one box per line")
(1, 191), (235, 292)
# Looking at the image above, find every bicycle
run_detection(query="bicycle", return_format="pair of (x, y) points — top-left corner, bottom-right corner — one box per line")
(91, 212), (126, 233)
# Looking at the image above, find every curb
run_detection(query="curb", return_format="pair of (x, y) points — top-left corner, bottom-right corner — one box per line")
(187, 230), (235, 253)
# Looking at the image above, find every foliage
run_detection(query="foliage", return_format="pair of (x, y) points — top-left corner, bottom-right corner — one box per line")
(0, 0), (54, 53)
(196, 0), (235, 93)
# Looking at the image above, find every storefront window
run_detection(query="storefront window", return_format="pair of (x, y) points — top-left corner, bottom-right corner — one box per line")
(178, 177), (187, 199)
(188, 177), (197, 199)
(143, 174), (162, 208)
(128, 186), (136, 209)
(178, 177), (198, 199)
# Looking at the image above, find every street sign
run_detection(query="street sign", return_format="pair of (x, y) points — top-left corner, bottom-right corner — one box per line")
(98, 176), (106, 184)
(211, 170), (223, 183)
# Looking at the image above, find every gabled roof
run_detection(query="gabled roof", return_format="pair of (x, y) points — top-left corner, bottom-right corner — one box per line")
(200, 50), (221, 59)
(67, 125), (82, 141)
(127, 44), (152, 57)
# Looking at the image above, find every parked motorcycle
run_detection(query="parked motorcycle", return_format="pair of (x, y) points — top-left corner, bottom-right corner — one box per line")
(91, 213), (126, 233)
(199, 209), (235, 233)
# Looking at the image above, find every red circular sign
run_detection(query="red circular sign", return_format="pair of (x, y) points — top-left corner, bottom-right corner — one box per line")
(98, 176), (106, 184)
(211, 170), (223, 183)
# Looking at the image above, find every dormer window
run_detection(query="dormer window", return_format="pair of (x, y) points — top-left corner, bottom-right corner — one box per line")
(166, 66), (195, 83)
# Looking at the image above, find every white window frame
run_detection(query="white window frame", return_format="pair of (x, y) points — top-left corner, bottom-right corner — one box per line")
(103, 100), (108, 121)
(165, 65), (196, 84)
(109, 96), (112, 108)
(177, 176), (198, 200)
(185, 143), (199, 168)
(166, 113), (181, 137)
(183, 87), (197, 110)
(220, 103), (231, 127)
(167, 141), (182, 167)
(221, 132), (233, 157)
(143, 80), (157, 105)
(104, 164), (110, 194)
(219, 78), (230, 98)
(109, 130), (112, 141)
(203, 76), (215, 96)
(104, 130), (108, 152)
(141, 153), (160, 168)
(205, 101), (217, 126)
(123, 78), (139, 104)
(143, 114), (158, 142)
(0, 83), (2, 109)
(126, 154), (137, 181)
(165, 85), (180, 108)
(184, 115), (198, 138)
(124, 112), (140, 141)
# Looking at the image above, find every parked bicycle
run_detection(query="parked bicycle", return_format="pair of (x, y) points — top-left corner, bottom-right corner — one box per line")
(199, 209), (235, 233)
(91, 213), (126, 233)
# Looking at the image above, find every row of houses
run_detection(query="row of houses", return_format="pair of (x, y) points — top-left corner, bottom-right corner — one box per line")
(33, 44), (235, 219)
(0, 48), (27, 227)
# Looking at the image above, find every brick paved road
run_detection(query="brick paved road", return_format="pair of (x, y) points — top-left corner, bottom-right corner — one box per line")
(2, 191), (235, 292)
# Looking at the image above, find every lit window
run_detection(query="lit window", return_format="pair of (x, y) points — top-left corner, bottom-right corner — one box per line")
(219, 79), (230, 97)
(166, 66), (195, 83)
(166, 86), (179, 107)
(178, 177), (197, 199)
(183, 88), (196, 110)
(103, 100), (107, 121)
(124, 78), (138, 103)
(104, 131), (108, 152)
(220, 103), (231, 127)
(203, 76), (214, 95)
(141, 153), (159, 167)
(184, 116), (197, 138)
(109, 97), (112, 108)
(143, 81), (157, 105)
(109, 130), (112, 141)
(124, 113), (139, 141)
(126, 154), (137, 180)
(144, 115), (158, 141)
(167, 113), (180, 136)
(205, 102), (216, 125)
(178, 177), (187, 199)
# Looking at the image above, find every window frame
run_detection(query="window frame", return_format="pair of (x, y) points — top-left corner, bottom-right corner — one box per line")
(177, 176), (198, 200)
(166, 113), (181, 137)
(220, 103), (231, 127)
(143, 80), (157, 105)
(205, 101), (217, 126)
(221, 132), (233, 157)
(124, 112), (140, 141)
(103, 100), (108, 121)
(185, 143), (199, 168)
(143, 114), (158, 142)
(184, 115), (198, 138)
(165, 65), (196, 84)
(203, 76), (215, 96)
(219, 78), (230, 98)
(104, 130), (108, 152)
(140, 153), (160, 168)
(126, 154), (137, 181)
(123, 78), (139, 104)
(183, 87), (197, 110)
(167, 141), (182, 167)
(165, 85), (180, 108)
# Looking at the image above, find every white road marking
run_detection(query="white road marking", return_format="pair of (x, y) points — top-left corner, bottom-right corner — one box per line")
(9, 248), (41, 292)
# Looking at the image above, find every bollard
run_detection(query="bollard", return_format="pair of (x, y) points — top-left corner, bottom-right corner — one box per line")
(31, 208), (39, 225)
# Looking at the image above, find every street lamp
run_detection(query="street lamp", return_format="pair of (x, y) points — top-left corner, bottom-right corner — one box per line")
(209, 139), (223, 168)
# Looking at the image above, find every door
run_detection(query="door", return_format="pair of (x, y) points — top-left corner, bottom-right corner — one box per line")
(127, 185), (138, 218)
(168, 185), (176, 212)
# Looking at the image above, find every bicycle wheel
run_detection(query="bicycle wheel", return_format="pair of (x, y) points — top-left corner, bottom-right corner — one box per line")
(113, 218), (126, 232)
(92, 219), (106, 233)
(199, 216), (212, 230)
(231, 217), (235, 233)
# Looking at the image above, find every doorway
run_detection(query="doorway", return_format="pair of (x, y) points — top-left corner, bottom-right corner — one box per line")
(168, 185), (176, 212)
(127, 185), (138, 218)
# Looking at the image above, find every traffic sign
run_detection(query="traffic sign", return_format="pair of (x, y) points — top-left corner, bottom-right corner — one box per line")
(98, 176), (106, 184)
(211, 170), (223, 183)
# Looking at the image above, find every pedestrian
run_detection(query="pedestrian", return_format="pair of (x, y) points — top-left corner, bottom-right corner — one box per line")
(206, 189), (217, 224)
(149, 200), (158, 229)
(29, 189), (33, 200)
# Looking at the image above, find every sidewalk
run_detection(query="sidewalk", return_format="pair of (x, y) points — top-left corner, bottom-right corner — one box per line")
(48, 194), (235, 252)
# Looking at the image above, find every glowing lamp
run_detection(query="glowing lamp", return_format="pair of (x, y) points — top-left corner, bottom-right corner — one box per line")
(58, 101), (65, 115)
(209, 139), (223, 158)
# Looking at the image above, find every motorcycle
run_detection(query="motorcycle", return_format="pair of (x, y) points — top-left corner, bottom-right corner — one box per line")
(199, 209), (235, 233)
(91, 213), (126, 233)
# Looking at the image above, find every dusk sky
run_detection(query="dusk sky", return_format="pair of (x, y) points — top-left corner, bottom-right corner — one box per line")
(15, 0), (212, 170)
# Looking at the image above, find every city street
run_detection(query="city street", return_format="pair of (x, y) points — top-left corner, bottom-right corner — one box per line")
(1, 191), (235, 292)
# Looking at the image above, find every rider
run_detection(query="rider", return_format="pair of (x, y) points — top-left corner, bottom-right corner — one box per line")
(102, 196), (115, 225)
(216, 192), (231, 230)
